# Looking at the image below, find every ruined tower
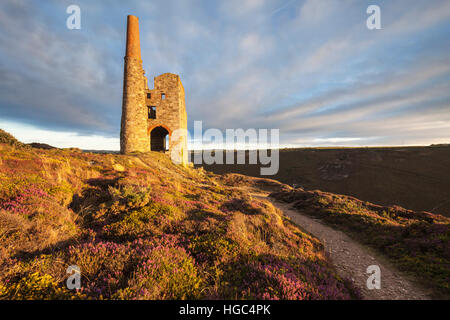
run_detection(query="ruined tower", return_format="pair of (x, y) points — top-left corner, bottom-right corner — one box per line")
(120, 15), (149, 154)
(120, 15), (188, 165)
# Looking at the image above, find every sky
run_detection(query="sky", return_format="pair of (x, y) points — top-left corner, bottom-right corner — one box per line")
(0, 0), (449, 150)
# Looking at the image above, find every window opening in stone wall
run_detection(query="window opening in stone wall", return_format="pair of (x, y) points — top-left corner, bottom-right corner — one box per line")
(148, 106), (156, 119)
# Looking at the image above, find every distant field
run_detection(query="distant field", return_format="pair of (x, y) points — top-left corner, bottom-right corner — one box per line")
(194, 146), (450, 217)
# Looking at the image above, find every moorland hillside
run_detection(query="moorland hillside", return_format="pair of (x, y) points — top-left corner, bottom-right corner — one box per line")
(0, 129), (359, 299)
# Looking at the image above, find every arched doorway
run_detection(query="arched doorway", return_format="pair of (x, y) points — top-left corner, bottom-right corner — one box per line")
(150, 126), (169, 151)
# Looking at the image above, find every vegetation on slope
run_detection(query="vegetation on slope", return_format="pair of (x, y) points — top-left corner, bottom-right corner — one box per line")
(0, 130), (359, 300)
(0, 129), (28, 149)
(271, 188), (450, 298)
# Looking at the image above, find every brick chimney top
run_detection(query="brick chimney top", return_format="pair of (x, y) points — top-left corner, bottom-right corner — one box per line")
(125, 15), (141, 59)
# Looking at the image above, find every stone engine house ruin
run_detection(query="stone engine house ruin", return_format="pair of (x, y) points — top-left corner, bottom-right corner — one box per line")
(120, 15), (188, 165)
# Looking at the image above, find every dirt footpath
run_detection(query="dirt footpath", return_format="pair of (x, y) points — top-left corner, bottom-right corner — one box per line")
(263, 196), (431, 300)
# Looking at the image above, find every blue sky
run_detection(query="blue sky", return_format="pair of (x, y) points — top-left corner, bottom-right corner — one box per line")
(0, 0), (449, 149)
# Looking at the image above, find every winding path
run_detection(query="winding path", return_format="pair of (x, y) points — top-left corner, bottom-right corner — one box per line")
(256, 194), (431, 300)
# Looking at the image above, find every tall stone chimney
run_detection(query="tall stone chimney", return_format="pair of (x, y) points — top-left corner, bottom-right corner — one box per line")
(120, 15), (150, 154)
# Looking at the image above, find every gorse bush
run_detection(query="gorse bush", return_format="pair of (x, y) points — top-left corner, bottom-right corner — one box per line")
(0, 272), (85, 300)
(103, 201), (181, 240)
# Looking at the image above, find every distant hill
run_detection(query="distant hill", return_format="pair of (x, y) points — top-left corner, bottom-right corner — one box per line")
(0, 130), (57, 150)
(430, 143), (450, 147)
(27, 142), (56, 150)
(198, 147), (450, 217)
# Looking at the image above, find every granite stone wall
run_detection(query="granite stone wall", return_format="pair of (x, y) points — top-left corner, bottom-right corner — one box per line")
(120, 56), (150, 153)
(120, 15), (187, 165)
(146, 74), (188, 165)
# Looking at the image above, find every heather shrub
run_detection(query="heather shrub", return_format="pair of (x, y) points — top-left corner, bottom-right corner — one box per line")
(103, 201), (180, 240)
(190, 233), (240, 265)
(66, 241), (134, 297)
(116, 245), (202, 299)
(0, 186), (79, 261)
(62, 236), (203, 300)
(219, 256), (356, 300)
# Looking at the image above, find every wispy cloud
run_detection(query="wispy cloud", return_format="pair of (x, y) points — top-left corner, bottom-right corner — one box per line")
(0, 0), (448, 149)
